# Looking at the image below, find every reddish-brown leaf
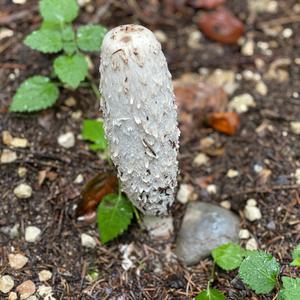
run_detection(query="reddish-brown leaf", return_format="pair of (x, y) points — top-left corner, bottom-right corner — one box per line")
(76, 173), (118, 219)
(198, 8), (244, 44)
(189, 0), (225, 9)
(207, 111), (240, 135)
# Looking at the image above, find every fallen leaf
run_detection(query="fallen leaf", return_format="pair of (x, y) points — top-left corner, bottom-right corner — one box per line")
(188, 0), (225, 9)
(76, 173), (119, 221)
(198, 8), (244, 44)
(207, 111), (240, 135)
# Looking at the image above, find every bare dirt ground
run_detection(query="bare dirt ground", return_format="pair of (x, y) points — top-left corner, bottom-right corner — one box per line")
(0, 0), (300, 299)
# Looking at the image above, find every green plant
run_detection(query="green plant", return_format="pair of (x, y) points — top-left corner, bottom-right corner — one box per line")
(195, 243), (300, 299)
(10, 0), (107, 112)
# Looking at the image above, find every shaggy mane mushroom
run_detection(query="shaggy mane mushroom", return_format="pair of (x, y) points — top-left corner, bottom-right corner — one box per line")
(100, 24), (179, 216)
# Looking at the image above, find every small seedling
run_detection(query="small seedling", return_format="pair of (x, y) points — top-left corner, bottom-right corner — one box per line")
(195, 243), (300, 299)
(10, 0), (107, 112)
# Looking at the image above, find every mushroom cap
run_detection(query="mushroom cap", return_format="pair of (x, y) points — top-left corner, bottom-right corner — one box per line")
(100, 24), (179, 216)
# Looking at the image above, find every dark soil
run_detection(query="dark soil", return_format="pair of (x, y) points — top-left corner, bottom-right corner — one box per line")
(1, 0), (300, 299)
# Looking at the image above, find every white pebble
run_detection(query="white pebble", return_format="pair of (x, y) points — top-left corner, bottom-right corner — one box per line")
(254, 164), (263, 173)
(0, 149), (17, 163)
(244, 205), (262, 221)
(242, 39), (254, 56)
(207, 184), (217, 194)
(57, 132), (75, 148)
(25, 226), (41, 243)
(229, 93), (256, 113)
(0, 28), (14, 40)
(247, 198), (257, 207)
(220, 200), (231, 210)
(294, 169), (300, 185)
(0, 275), (14, 293)
(282, 28), (293, 39)
(10, 137), (28, 148)
(245, 237), (258, 250)
(81, 233), (97, 248)
(16, 280), (36, 299)
(193, 153), (209, 166)
(13, 183), (32, 199)
(8, 292), (17, 300)
(290, 122), (300, 134)
(255, 81), (268, 96)
(74, 174), (84, 184)
(18, 167), (27, 177)
(176, 184), (194, 204)
(64, 97), (76, 107)
(8, 253), (28, 270)
(12, 0), (27, 4)
(143, 215), (174, 239)
(37, 285), (53, 297)
(226, 169), (239, 178)
(38, 270), (52, 282)
(239, 229), (250, 239)
(154, 30), (167, 44)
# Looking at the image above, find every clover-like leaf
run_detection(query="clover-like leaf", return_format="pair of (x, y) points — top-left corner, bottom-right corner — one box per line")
(24, 28), (62, 53)
(82, 119), (108, 151)
(278, 277), (300, 300)
(40, 0), (79, 23)
(77, 25), (107, 52)
(54, 54), (88, 88)
(239, 251), (280, 294)
(291, 244), (300, 266)
(97, 194), (133, 244)
(196, 288), (226, 300)
(212, 243), (245, 271)
(10, 76), (59, 112)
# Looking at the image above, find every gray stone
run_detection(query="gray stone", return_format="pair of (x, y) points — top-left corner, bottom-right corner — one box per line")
(175, 202), (240, 266)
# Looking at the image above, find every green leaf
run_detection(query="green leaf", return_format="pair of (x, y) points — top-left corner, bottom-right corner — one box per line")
(291, 244), (300, 266)
(82, 119), (108, 151)
(54, 54), (88, 88)
(41, 21), (61, 30)
(62, 25), (75, 41)
(24, 28), (62, 53)
(40, 0), (79, 23)
(10, 76), (59, 112)
(196, 288), (226, 300)
(278, 277), (300, 300)
(77, 25), (107, 52)
(238, 251), (280, 294)
(63, 41), (77, 55)
(97, 194), (133, 244)
(212, 243), (245, 271)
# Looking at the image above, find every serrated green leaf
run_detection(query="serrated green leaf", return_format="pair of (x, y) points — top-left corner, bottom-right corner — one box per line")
(40, 0), (79, 23)
(238, 251), (280, 294)
(278, 277), (300, 300)
(77, 25), (107, 52)
(10, 76), (59, 112)
(291, 244), (300, 266)
(54, 54), (88, 88)
(63, 41), (77, 55)
(97, 194), (133, 244)
(41, 21), (61, 30)
(24, 29), (62, 53)
(62, 25), (75, 41)
(196, 288), (226, 300)
(82, 119), (108, 151)
(212, 243), (245, 271)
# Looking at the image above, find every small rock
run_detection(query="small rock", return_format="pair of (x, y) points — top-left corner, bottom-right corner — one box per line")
(254, 164), (263, 173)
(143, 215), (174, 239)
(229, 93), (256, 113)
(74, 174), (84, 184)
(244, 205), (262, 222)
(246, 198), (257, 207)
(207, 69), (238, 95)
(18, 167), (27, 177)
(0, 275), (14, 293)
(290, 122), (300, 134)
(154, 30), (167, 43)
(8, 253), (28, 270)
(13, 183), (32, 199)
(255, 81), (268, 96)
(57, 132), (75, 148)
(12, 0), (27, 3)
(294, 169), (300, 185)
(71, 110), (82, 120)
(37, 285), (53, 298)
(64, 97), (76, 107)
(10, 137), (28, 148)
(241, 39), (254, 56)
(239, 229), (250, 239)
(175, 202), (240, 265)
(0, 28), (14, 40)
(16, 280), (36, 300)
(120, 243), (135, 271)
(282, 28), (293, 39)
(199, 137), (215, 149)
(266, 220), (276, 230)
(81, 233), (96, 248)
(220, 200), (231, 210)
(1, 149), (17, 163)
(38, 270), (52, 282)
(177, 184), (194, 204)
(8, 292), (18, 300)
(9, 223), (20, 239)
(193, 153), (209, 166)
(25, 226), (41, 243)
(26, 296), (38, 300)
(245, 237), (258, 250)
(227, 169), (239, 178)
(207, 184), (217, 194)
(187, 30), (202, 49)
(2, 131), (13, 145)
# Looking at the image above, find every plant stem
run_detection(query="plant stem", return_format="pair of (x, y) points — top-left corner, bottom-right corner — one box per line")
(87, 73), (101, 101)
